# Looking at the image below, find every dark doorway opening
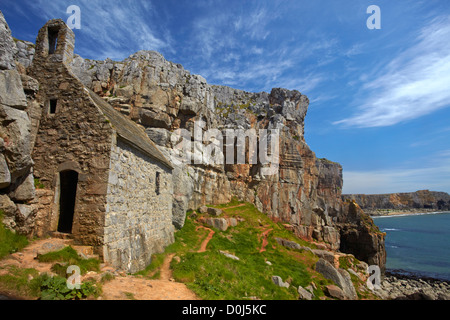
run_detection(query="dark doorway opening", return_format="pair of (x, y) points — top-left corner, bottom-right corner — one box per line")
(57, 170), (78, 233)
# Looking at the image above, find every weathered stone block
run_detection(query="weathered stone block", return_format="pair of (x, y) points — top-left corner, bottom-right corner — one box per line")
(207, 207), (222, 216)
(205, 217), (228, 231)
(0, 70), (27, 109)
(0, 152), (11, 188)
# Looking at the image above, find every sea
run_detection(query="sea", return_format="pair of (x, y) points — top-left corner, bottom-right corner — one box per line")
(372, 211), (450, 281)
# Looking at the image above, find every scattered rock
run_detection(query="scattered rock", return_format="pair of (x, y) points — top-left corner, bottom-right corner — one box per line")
(325, 285), (346, 300)
(189, 211), (197, 219)
(311, 249), (335, 265)
(227, 218), (238, 227)
(199, 206), (208, 214)
(272, 276), (289, 288)
(298, 286), (313, 300)
(275, 237), (313, 253)
(219, 250), (239, 261)
(205, 218), (228, 231)
(377, 274), (450, 300)
(207, 207), (223, 216)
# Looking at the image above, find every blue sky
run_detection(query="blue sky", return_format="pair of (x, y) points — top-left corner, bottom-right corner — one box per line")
(2, 0), (450, 194)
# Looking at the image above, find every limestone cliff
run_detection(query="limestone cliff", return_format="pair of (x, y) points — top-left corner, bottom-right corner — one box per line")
(70, 50), (385, 271)
(0, 12), (386, 273)
(343, 190), (450, 215)
(0, 10), (40, 234)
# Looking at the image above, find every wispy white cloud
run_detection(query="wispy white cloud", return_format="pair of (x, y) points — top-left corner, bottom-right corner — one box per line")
(27, 0), (173, 60)
(334, 16), (450, 128)
(343, 165), (450, 194)
(343, 149), (450, 194)
(233, 6), (274, 40)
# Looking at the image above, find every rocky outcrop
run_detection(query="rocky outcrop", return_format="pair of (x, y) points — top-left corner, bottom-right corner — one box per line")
(336, 200), (386, 274)
(0, 10), (39, 235)
(343, 190), (450, 215)
(69, 45), (385, 271)
(0, 11), (16, 71)
(0, 12), (385, 274)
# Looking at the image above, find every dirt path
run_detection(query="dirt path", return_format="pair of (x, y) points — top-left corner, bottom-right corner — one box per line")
(196, 226), (215, 253)
(100, 276), (199, 300)
(259, 228), (273, 253)
(160, 253), (175, 281)
(0, 238), (71, 275)
(100, 251), (199, 300)
(223, 204), (246, 210)
(0, 238), (199, 300)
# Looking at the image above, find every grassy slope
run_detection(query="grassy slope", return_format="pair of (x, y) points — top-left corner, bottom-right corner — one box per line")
(0, 210), (28, 259)
(139, 199), (374, 300)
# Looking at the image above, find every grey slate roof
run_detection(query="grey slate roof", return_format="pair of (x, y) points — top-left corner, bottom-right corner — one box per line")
(85, 88), (173, 170)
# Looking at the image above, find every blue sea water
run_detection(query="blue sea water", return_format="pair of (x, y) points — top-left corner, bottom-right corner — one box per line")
(372, 211), (450, 281)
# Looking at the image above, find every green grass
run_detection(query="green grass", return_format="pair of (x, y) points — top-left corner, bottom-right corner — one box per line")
(141, 199), (333, 300)
(37, 246), (100, 275)
(0, 210), (29, 259)
(0, 265), (101, 300)
(0, 266), (41, 298)
(34, 178), (45, 189)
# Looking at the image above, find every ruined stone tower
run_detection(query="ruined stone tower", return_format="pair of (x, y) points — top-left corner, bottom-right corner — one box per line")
(33, 19), (75, 67)
(28, 19), (175, 273)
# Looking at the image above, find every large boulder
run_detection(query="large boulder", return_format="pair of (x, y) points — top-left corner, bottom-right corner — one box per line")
(0, 70), (27, 109)
(315, 258), (357, 300)
(0, 103), (33, 182)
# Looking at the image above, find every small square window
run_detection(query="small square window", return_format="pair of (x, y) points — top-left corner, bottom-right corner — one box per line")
(49, 99), (57, 114)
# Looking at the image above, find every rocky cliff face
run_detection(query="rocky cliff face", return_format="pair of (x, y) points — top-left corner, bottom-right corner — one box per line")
(70, 49), (385, 269)
(70, 51), (343, 243)
(0, 10), (41, 234)
(0, 13), (385, 273)
(344, 190), (450, 215)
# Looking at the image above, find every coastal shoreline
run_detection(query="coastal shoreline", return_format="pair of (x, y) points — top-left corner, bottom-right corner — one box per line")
(368, 209), (448, 217)
(375, 270), (450, 300)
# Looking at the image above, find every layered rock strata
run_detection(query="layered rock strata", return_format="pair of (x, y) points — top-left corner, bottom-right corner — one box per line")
(344, 190), (450, 215)
(0, 12), (386, 273)
(70, 50), (385, 271)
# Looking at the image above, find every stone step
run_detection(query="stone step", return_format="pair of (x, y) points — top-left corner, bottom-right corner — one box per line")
(51, 231), (74, 240)
(39, 236), (99, 260)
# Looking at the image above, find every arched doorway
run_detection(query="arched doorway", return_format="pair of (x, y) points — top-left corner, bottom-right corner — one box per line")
(57, 170), (78, 234)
